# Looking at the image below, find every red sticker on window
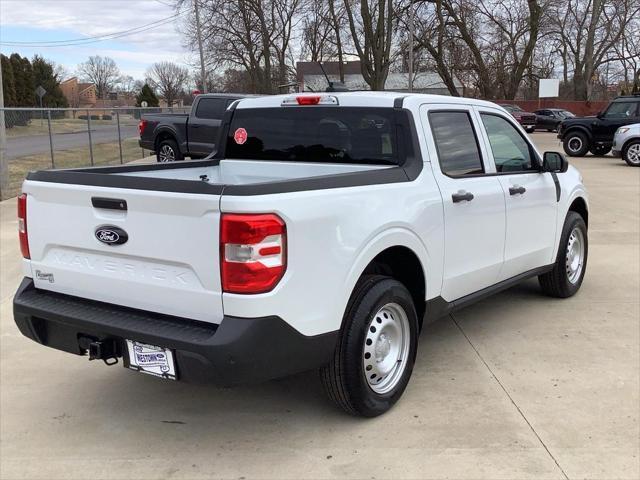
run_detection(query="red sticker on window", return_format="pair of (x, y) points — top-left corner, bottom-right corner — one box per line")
(234, 127), (248, 145)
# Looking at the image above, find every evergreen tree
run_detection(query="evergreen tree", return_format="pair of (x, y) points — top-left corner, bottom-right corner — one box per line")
(136, 83), (159, 107)
(31, 55), (68, 108)
(1, 54), (17, 107)
(9, 54), (35, 107)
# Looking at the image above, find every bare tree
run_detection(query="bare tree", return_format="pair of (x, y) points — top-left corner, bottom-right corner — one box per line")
(549, 0), (640, 100)
(77, 56), (120, 99)
(146, 62), (190, 106)
(343, 0), (396, 90)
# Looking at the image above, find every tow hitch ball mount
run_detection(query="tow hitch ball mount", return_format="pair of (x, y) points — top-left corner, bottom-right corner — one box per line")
(78, 336), (120, 366)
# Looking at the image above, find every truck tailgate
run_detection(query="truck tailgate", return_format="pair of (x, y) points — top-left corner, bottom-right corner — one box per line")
(23, 181), (223, 324)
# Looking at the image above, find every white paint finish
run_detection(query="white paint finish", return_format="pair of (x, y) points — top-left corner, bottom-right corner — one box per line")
(22, 181), (224, 323)
(19, 92), (589, 338)
(419, 103), (506, 300)
(220, 173), (444, 336)
(474, 107), (559, 279)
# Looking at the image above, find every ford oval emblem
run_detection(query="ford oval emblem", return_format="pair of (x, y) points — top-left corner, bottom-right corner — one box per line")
(95, 225), (128, 246)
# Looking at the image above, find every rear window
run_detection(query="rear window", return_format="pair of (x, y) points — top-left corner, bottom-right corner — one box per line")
(224, 107), (398, 164)
(195, 97), (227, 119)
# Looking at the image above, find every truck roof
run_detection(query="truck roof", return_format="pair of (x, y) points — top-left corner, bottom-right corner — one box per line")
(235, 91), (502, 110)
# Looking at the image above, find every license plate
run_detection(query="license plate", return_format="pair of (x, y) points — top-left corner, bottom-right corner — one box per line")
(126, 340), (176, 380)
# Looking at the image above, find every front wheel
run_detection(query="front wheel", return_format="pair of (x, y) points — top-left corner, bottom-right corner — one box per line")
(622, 140), (640, 167)
(525, 126), (535, 133)
(563, 131), (590, 157)
(320, 275), (418, 417)
(539, 211), (588, 298)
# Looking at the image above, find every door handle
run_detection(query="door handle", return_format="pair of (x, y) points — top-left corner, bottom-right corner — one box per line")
(509, 185), (526, 196)
(452, 190), (474, 203)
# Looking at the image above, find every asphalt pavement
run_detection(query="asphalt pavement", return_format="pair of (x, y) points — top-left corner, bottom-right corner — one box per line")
(5, 123), (139, 159)
(0, 133), (638, 479)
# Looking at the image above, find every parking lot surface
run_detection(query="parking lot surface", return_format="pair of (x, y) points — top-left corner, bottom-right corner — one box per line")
(1, 133), (638, 479)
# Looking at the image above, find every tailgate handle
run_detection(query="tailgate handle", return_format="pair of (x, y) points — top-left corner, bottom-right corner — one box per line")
(92, 197), (127, 211)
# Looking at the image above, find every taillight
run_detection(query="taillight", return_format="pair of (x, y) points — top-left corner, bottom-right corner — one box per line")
(18, 193), (30, 259)
(281, 95), (339, 106)
(220, 213), (286, 294)
(138, 119), (147, 136)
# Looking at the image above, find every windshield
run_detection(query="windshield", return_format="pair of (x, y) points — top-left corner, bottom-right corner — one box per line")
(224, 107), (398, 164)
(558, 110), (575, 118)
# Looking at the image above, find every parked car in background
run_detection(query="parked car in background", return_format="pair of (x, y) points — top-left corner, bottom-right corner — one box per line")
(14, 92), (589, 417)
(139, 93), (251, 162)
(612, 123), (640, 166)
(558, 94), (640, 157)
(499, 104), (537, 133)
(533, 108), (576, 132)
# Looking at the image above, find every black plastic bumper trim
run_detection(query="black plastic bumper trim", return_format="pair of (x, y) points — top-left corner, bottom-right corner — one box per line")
(13, 278), (338, 385)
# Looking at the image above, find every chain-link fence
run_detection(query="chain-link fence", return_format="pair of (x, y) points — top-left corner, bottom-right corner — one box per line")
(0, 106), (190, 200)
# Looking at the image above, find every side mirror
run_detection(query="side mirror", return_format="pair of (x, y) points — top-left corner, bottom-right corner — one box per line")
(596, 110), (604, 119)
(543, 151), (568, 173)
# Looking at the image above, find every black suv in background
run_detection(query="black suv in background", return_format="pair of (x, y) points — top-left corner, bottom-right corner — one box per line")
(558, 94), (640, 156)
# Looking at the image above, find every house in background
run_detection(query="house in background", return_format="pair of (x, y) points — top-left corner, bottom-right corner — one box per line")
(60, 77), (97, 108)
(296, 61), (463, 95)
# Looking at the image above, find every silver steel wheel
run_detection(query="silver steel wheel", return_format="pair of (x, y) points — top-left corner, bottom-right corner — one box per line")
(567, 136), (583, 154)
(626, 143), (640, 165)
(158, 144), (175, 162)
(566, 227), (585, 284)
(363, 302), (411, 394)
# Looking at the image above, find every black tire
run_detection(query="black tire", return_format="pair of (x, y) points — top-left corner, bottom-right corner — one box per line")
(539, 211), (588, 298)
(525, 126), (535, 133)
(622, 139), (640, 167)
(563, 131), (590, 157)
(589, 145), (611, 156)
(547, 128), (555, 133)
(320, 275), (419, 417)
(156, 138), (183, 162)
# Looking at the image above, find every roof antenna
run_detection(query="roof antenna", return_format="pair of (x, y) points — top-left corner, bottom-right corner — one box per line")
(318, 62), (335, 92)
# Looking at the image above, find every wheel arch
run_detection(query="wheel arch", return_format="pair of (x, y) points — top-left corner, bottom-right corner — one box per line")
(154, 128), (179, 151)
(339, 229), (430, 331)
(563, 125), (592, 141)
(621, 137), (640, 155)
(568, 196), (589, 228)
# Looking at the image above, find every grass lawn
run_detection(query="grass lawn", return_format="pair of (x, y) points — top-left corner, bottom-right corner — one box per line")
(6, 138), (153, 199)
(5, 117), (120, 138)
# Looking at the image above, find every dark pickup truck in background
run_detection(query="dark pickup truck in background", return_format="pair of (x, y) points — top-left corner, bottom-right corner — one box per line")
(139, 93), (250, 162)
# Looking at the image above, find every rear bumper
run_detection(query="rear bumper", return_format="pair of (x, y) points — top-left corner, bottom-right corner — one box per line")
(13, 278), (338, 386)
(138, 139), (154, 151)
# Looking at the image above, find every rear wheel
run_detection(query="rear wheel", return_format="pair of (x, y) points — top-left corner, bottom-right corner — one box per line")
(622, 140), (640, 167)
(563, 131), (590, 157)
(525, 126), (535, 133)
(590, 145), (611, 156)
(156, 138), (183, 162)
(539, 211), (588, 298)
(320, 275), (418, 417)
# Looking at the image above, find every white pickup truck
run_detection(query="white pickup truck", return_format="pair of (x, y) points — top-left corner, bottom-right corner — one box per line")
(14, 92), (589, 416)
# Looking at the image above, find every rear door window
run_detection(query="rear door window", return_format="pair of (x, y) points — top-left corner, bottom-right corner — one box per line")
(195, 98), (227, 119)
(429, 111), (484, 176)
(225, 107), (397, 164)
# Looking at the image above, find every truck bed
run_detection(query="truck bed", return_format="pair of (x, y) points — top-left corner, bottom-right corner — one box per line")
(26, 158), (400, 196)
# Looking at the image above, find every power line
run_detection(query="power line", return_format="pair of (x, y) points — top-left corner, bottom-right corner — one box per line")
(0, 13), (185, 47)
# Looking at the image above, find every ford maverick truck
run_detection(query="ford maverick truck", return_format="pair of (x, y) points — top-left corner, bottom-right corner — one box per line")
(14, 92), (588, 416)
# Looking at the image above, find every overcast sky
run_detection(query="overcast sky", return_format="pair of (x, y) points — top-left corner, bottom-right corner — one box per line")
(0, 0), (192, 80)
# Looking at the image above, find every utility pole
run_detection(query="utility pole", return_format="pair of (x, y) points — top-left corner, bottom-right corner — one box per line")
(0, 60), (7, 201)
(408, 0), (414, 92)
(194, 0), (207, 93)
